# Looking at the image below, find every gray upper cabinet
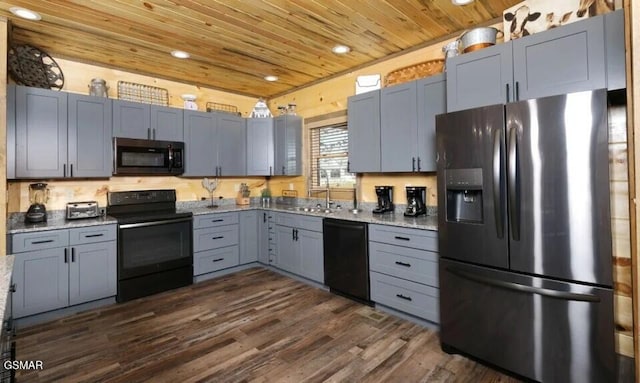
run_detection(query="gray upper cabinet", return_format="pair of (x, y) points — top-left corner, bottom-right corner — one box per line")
(151, 105), (184, 141)
(217, 113), (246, 176)
(416, 75), (446, 172)
(183, 110), (218, 176)
(605, 9), (625, 91)
(112, 100), (150, 139)
(274, 115), (302, 176)
(246, 118), (274, 176)
(512, 13), (605, 101)
(239, 211), (259, 264)
(114, 100), (184, 141)
(447, 13), (612, 112)
(68, 94), (113, 177)
(347, 90), (381, 172)
(381, 82), (418, 172)
(446, 42), (513, 112)
(14, 86), (68, 178)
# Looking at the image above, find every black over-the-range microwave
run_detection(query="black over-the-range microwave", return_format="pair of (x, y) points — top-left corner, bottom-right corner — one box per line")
(113, 137), (184, 175)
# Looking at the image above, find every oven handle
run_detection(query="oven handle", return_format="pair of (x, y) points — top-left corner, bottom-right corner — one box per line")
(119, 217), (192, 229)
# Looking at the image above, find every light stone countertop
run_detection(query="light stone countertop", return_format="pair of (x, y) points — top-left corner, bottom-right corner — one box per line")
(0, 255), (14, 321)
(7, 212), (117, 235)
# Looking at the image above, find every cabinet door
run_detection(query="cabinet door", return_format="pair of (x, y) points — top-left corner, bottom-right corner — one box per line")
(217, 113), (246, 176)
(298, 229), (324, 283)
(512, 14), (606, 101)
(13, 248), (69, 318)
(381, 82), (418, 172)
(239, 211), (259, 264)
(7, 84), (15, 179)
(605, 10), (625, 91)
(183, 110), (217, 176)
(416, 74), (446, 172)
(151, 105), (184, 141)
(348, 91), (381, 172)
(446, 42), (513, 112)
(274, 115), (302, 176)
(258, 211), (270, 264)
(15, 86), (67, 178)
(275, 225), (298, 273)
(68, 241), (117, 306)
(246, 118), (274, 176)
(112, 100), (151, 139)
(68, 94), (113, 177)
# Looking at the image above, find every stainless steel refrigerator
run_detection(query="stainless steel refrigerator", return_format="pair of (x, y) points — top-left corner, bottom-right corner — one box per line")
(436, 89), (614, 383)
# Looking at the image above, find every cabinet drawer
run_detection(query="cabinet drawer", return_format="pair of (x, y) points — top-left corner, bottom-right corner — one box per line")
(369, 224), (437, 251)
(275, 212), (323, 232)
(369, 242), (438, 287)
(11, 230), (69, 253)
(69, 225), (117, 245)
(194, 246), (239, 275)
(370, 271), (439, 323)
(194, 225), (239, 252)
(193, 212), (239, 229)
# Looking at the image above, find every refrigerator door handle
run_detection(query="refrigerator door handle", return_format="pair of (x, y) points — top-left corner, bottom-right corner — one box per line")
(447, 266), (600, 302)
(508, 127), (520, 241)
(492, 129), (504, 239)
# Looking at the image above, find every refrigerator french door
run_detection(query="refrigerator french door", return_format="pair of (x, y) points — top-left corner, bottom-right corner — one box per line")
(436, 89), (614, 383)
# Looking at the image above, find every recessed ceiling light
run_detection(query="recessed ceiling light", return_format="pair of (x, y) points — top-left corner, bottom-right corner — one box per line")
(9, 7), (42, 21)
(332, 45), (351, 54)
(451, 0), (474, 5)
(264, 75), (279, 82)
(171, 50), (190, 59)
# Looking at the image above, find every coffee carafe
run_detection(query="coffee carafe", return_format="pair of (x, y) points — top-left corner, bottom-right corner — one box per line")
(373, 186), (394, 214)
(404, 186), (426, 217)
(26, 183), (50, 223)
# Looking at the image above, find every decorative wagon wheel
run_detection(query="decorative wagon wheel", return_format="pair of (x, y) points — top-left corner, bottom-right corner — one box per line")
(8, 44), (64, 90)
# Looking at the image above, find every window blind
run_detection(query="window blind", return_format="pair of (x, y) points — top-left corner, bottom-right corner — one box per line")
(309, 123), (355, 188)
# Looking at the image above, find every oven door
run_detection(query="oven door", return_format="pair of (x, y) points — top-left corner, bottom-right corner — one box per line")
(118, 216), (193, 280)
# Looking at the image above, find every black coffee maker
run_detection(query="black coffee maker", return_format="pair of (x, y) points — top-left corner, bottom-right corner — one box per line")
(373, 186), (394, 214)
(25, 182), (49, 223)
(404, 186), (426, 217)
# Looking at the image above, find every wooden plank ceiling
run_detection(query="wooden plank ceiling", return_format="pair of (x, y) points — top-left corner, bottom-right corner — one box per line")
(0, 0), (520, 98)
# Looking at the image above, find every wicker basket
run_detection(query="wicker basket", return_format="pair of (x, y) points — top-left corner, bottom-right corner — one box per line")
(384, 59), (445, 87)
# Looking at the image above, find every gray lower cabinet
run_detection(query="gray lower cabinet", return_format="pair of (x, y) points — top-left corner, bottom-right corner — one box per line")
(11, 225), (117, 318)
(347, 90), (381, 172)
(274, 115), (302, 176)
(257, 210), (271, 264)
(10, 86), (112, 179)
(183, 110), (246, 176)
(239, 211), (258, 264)
(113, 100), (184, 141)
(246, 118), (274, 176)
(368, 224), (439, 323)
(273, 212), (323, 283)
(193, 212), (240, 275)
(446, 12), (617, 112)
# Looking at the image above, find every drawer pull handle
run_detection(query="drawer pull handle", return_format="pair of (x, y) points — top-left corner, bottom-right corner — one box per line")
(84, 234), (104, 238)
(211, 236), (224, 240)
(395, 261), (411, 267)
(396, 293), (412, 301)
(31, 239), (54, 244)
(212, 258), (224, 262)
(394, 236), (410, 241)
(211, 219), (224, 222)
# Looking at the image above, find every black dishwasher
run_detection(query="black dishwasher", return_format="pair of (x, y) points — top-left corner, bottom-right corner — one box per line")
(323, 218), (370, 303)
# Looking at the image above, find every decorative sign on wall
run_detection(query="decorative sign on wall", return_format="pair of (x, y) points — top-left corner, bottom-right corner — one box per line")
(502, 0), (615, 42)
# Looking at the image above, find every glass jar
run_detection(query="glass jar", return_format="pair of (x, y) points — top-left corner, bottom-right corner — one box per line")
(89, 78), (109, 97)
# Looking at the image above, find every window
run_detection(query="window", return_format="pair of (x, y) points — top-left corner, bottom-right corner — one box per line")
(309, 123), (355, 188)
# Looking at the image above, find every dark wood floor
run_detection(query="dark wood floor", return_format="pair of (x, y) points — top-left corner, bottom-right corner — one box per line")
(16, 267), (520, 382)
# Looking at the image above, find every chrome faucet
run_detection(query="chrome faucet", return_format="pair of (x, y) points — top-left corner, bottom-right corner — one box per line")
(325, 174), (332, 209)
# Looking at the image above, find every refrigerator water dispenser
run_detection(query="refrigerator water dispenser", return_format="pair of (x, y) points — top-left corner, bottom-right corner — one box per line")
(445, 168), (483, 223)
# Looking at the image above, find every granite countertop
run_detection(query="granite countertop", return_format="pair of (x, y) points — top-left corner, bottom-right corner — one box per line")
(7, 200), (438, 234)
(7, 212), (117, 234)
(0, 255), (14, 321)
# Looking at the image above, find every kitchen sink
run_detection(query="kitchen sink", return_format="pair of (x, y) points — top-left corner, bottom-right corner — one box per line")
(288, 206), (332, 214)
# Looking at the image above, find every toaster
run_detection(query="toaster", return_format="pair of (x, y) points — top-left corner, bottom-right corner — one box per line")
(66, 201), (101, 220)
